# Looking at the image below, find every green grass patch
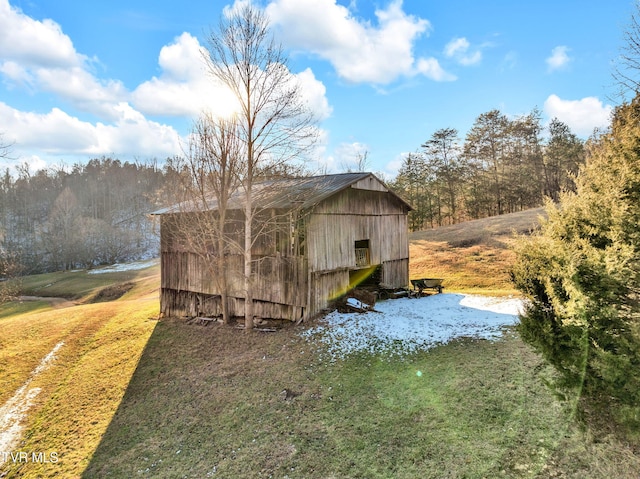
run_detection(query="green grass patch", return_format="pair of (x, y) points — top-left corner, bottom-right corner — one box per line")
(2, 227), (639, 478)
(18, 262), (159, 301)
(0, 299), (50, 319)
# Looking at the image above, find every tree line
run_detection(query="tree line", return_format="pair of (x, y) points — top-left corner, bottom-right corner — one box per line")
(391, 109), (585, 231)
(0, 157), (184, 276)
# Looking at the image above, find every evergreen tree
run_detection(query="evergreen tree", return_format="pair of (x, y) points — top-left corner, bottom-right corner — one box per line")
(511, 95), (640, 420)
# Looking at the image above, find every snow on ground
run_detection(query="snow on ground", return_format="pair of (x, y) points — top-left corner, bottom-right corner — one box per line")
(0, 342), (64, 452)
(303, 294), (524, 360)
(87, 259), (158, 274)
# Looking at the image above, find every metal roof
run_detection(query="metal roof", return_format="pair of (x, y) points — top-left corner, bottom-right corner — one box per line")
(152, 172), (412, 214)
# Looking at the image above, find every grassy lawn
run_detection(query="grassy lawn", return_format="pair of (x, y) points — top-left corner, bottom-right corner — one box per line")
(81, 320), (639, 478)
(0, 267), (159, 478)
(17, 261), (160, 301)
(2, 210), (640, 478)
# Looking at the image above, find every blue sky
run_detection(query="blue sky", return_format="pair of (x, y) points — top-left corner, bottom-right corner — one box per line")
(0, 0), (634, 178)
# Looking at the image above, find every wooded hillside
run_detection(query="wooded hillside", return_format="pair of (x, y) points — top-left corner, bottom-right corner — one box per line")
(0, 158), (184, 275)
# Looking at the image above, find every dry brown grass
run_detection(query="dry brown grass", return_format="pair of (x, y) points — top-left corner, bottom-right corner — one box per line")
(409, 208), (546, 295)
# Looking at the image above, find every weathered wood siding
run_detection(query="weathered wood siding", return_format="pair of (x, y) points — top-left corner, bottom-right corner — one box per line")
(381, 259), (409, 289)
(160, 289), (304, 321)
(161, 251), (307, 306)
(306, 187), (410, 273)
(308, 269), (350, 316)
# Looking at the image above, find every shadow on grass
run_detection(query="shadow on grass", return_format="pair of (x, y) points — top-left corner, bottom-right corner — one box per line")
(82, 318), (314, 478)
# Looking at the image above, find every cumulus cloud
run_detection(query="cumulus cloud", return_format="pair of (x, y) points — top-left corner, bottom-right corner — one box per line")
(131, 33), (240, 118)
(0, 1), (333, 164)
(546, 46), (571, 72)
(132, 33), (332, 122)
(543, 94), (612, 136)
(0, 0), (127, 118)
(444, 37), (482, 66)
(266, 0), (452, 84)
(295, 68), (333, 121)
(0, 101), (182, 158)
(36, 67), (127, 119)
(0, 0), (81, 68)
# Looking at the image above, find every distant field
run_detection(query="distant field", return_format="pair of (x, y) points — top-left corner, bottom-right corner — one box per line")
(410, 207), (546, 295)
(410, 207), (546, 244)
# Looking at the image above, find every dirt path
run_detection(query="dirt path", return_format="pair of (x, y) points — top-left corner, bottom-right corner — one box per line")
(0, 342), (64, 452)
(17, 296), (78, 309)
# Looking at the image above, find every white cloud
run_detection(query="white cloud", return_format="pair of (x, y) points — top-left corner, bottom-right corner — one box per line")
(35, 67), (127, 119)
(157, 32), (206, 82)
(416, 58), (456, 81)
(0, 2), (333, 165)
(223, 0), (252, 18)
(266, 0), (452, 84)
(0, 0), (81, 68)
(543, 94), (612, 137)
(295, 68), (333, 121)
(546, 46), (571, 72)
(0, 0), (127, 119)
(0, 101), (182, 158)
(444, 37), (482, 66)
(132, 33), (332, 123)
(131, 33), (234, 118)
(96, 103), (183, 156)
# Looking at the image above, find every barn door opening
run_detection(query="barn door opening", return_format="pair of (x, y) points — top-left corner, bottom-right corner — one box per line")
(349, 264), (382, 289)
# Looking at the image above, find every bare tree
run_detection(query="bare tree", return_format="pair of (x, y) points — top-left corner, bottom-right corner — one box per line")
(203, 4), (317, 331)
(614, 2), (640, 95)
(0, 133), (11, 161)
(341, 147), (370, 172)
(41, 187), (82, 270)
(177, 114), (243, 324)
(0, 250), (22, 303)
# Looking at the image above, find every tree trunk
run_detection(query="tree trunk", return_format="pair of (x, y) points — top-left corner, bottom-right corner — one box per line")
(217, 224), (230, 325)
(244, 184), (254, 332)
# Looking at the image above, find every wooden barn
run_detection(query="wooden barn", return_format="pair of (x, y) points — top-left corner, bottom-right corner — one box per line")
(156, 172), (412, 322)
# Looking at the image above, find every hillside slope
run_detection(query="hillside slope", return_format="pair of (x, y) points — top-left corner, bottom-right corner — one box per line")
(409, 207), (546, 295)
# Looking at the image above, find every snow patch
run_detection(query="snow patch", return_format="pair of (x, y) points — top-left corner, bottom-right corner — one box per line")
(303, 294), (523, 359)
(87, 259), (158, 274)
(0, 342), (64, 452)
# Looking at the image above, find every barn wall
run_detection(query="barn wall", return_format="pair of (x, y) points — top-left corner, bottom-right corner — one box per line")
(160, 289), (304, 321)
(161, 251), (307, 307)
(159, 179), (411, 321)
(381, 258), (409, 289)
(308, 269), (350, 316)
(306, 188), (410, 273)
